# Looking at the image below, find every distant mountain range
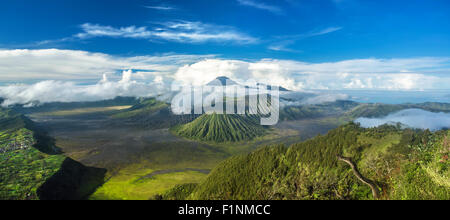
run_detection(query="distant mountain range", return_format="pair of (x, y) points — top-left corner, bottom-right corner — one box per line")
(206, 76), (290, 91)
(4, 87), (450, 145)
(105, 96), (450, 143)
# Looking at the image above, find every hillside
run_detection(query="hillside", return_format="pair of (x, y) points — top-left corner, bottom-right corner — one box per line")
(11, 96), (139, 114)
(280, 101), (450, 122)
(112, 97), (169, 118)
(112, 97), (197, 128)
(347, 102), (450, 119)
(161, 123), (449, 200)
(172, 113), (267, 142)
(0, 108), (105, 200)
(280, 100), (360, 121)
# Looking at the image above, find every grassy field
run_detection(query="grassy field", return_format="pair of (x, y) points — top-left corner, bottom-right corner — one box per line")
(89, 163), (208, 200)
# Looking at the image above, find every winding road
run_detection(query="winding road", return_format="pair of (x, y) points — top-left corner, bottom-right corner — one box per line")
(337, 155), (380, 200)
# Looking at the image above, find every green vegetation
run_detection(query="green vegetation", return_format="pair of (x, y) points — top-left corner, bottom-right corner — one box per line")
(388, 129), (450, 199)
(111, 97), (197, 128)
(0, 108), (65, 199)
(85, 141), (224, 200)
(4, 98), (450, 200)
(347, 102), (450, 119)
(279, 101), (450, 122)
(0, 108), (105, 200)
(12, 96), (139, 115)
(347, 103), (406, 118)
(172, 113), (268, 143)
(177, 123), (449, 200)
(0, 145), (65, 200)
(157, 183), (199, 200)
(105, 100), (450, 200)
(89, 163), (207, 200)
(113, 98), (168, 118)
(280, 100), (359, 121)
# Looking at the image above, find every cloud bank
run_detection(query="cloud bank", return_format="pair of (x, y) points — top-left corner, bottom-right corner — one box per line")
(174, 58), (450, 91)
(0, 49), (449, 106)
(0, 49), (213, 81)
(355, 109), (450, 131)
(0, 70), (165, 107)
(1, 49), (449, 91)
(279, 91), (350, 106)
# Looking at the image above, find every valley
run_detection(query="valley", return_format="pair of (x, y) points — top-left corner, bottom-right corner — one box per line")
(29, 111), (224, 200)
(24, 99), (356, 200)
(2, 97), (449, 200)
(2, 0), (450, 203)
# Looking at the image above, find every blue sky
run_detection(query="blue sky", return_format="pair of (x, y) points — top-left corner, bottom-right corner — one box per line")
(0, 0), (450, 105)
(2, 0), (450, 61)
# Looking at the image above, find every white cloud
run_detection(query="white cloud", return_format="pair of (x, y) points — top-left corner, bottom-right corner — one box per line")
(309, 27), (343, 36)
(268, 27), (342, 52)
(144, 6), (176, 10)
(280, 92), (350, 106)
(173, 58), (450, 91)
(0, 70), (165, 107)
(0, 49), (449, 107)
(302, 93), (350, 105)
(76, 24), (152, 39)
(356, 109), (450, 131)
(298, 57), (450, 74)
(345, 78), (367, 89)
(383, 74), (438, 90)
(174, 59), (250, 86)
(173, 59), (302, 90)
(0, 49), (214, 81)
(268, 40), (300, 53)
(75, 21), (258, 44)
(237, 0), (283, 14)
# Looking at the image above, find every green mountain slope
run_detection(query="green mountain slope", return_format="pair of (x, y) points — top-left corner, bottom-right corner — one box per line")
(347, 102), (450, 119)
(179, 123), (449, 200)
(280, 100), (360, 121)
(279, 101), (450, 122)
(112, 97), (197, 128)
(172, 113), (267, 143)
(0, 108), (105, 200)
(112, 97), (169, 118)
